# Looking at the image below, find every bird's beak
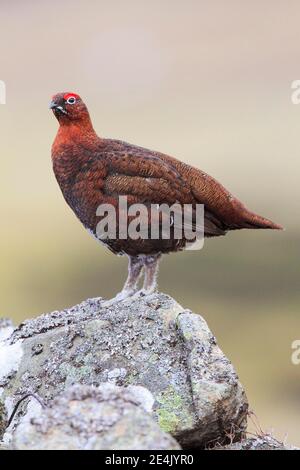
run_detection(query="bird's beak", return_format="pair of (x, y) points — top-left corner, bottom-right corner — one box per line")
(49, 100), (58, 110)
(49, 101), (68, 115)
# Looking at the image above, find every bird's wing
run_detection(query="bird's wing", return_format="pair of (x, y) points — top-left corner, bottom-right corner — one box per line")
(104, 148), (191, 202)
(99, 144), (225, 237)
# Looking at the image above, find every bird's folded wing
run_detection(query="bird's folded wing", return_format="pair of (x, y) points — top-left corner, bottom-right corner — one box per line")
(105, 151), (192, 200)
(101, 152), (225, 237)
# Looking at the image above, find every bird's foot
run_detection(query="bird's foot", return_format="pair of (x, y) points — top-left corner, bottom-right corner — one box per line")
(129, 288), (157, 301)
(101, 289), (137, 307)
(101, 288), (157, 307)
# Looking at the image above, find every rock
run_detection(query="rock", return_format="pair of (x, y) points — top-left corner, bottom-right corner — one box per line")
(0, 319), (14, 341)
(0, 401), (7, 441)
(12, 384), (180, 450)
(218, 435), (298, 450)
(0, 319), (15, 440)
(0, 293), (248, 448)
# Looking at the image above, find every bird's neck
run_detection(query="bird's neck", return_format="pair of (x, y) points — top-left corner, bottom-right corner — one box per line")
(55, 117), (99, 147)
(52, 118), (101, 190)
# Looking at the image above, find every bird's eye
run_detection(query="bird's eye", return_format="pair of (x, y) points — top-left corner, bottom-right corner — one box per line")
(66, 96), (76, 105)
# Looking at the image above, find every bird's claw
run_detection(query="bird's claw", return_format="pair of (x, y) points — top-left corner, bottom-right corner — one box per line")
(128, 288), (156, 301)
(101, 288), (156, 307)
(101, 289), (137, 307)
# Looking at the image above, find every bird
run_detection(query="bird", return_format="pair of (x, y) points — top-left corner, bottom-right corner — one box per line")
(50, 92), (283, 304)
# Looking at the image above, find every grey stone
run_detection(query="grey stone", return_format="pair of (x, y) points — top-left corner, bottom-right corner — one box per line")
(0, 319), (13, 440)
(12, 384), (180, 450)
(0, 293), (248, 448)
(218, 435), (299, 450)
(0, 400), (7, 441)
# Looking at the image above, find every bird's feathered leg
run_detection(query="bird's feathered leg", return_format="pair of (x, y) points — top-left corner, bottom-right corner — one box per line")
(131, 253), (162, 299)
(142, 254), (161, 294)
(122, 255), (144, 295)
(102, 255), (144, 306)
(123, 254), (162, 301)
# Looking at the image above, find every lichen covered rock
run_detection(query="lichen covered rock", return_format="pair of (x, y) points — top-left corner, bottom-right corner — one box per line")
(0, 293), (248, 447)
(12, 384), (180, 450)
(0, 400), (7, 441)
(219, 435), (298, 450)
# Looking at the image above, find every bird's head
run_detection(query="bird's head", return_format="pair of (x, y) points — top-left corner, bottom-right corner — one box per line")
(50, 92), (90, 124)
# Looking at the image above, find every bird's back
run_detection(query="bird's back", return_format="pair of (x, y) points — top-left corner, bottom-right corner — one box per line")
(101, 138), (282, 232)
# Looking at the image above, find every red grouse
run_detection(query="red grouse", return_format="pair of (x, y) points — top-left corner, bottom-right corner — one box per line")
(50, 92), (282, 303)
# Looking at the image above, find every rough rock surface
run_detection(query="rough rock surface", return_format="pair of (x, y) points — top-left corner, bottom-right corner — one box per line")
(0, 293), (248, 448)
(0, 319), (14, 440)
(12, 384), (180, 450)
(219, 435), (298, 450)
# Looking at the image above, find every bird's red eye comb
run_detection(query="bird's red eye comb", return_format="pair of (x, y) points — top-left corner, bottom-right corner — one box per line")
(64, 93), (80, 101)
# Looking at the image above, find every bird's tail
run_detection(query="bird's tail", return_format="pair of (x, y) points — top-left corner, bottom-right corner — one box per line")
(234, 210), (284, 231)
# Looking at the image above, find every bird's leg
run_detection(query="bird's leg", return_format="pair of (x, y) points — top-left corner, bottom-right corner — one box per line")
(121, 255), (144, 297)
(130, 254), (161, 300)
(102, 255), (144, 306)
(140, 254), (161, 296)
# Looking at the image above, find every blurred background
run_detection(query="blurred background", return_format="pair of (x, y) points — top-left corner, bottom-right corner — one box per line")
(0, 0), (299, 445)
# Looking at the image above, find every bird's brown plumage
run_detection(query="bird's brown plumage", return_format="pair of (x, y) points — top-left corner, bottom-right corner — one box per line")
(51, 92), (282, 259)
